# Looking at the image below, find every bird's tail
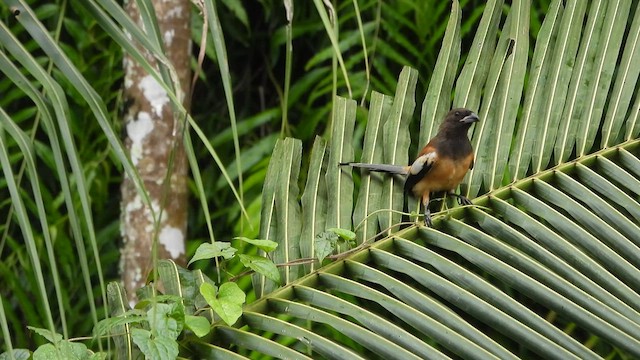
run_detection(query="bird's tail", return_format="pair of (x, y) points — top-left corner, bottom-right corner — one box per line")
(339, 162), (408, 175)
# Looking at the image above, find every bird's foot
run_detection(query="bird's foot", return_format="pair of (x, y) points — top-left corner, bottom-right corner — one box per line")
(423, 208), (433, 227)
(450, 193), (472, 206)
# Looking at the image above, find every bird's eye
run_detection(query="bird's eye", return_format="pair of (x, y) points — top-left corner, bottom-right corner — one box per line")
(455, 111), (460, 116)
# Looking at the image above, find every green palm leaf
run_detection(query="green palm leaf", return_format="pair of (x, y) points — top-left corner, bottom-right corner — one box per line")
(601, 2), (640, 147)
(226, 140), (640, 358)
(243, 1), (640, 358)
(352, 92), (393, 243)
(300, 136), (328, 272)
(379, 66), (417, 232)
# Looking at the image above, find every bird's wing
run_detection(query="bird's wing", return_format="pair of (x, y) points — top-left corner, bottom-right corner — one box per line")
(408, 151), (437, 175)
(404, 148), (438, 192)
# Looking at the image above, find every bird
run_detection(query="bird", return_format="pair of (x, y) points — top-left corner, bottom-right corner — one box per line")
(340, 108), (479, 227)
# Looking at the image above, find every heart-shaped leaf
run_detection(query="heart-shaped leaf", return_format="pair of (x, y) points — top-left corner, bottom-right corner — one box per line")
(200, 282), (245, 326)
(314, 231), (339, 263)
(131, 328), (178, 360)
(185, 315), (210, 338)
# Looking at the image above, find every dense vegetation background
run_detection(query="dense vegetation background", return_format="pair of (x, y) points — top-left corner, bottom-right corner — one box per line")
(0, 0), (492, 348)
(2, 0), (640, 358)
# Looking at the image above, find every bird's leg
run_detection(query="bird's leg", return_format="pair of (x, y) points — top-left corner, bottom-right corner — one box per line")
(422, 194), (432, 227)
(424, 207), (432, 227)
(448, 192), (472, 206)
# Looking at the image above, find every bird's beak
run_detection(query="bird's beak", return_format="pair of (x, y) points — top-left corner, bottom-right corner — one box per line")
(460, 113), (479, 124)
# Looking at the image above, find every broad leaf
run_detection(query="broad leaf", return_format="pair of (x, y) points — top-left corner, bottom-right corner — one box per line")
(33, 342), (92, 360)
(131, 328), (178, 360)
(314, 230), (339, 264)
(200, 282), (245, 326)
(238, 254), (280, 284)
(188, 242), (237, 266)
(147, 303), (184, 340)
(234, 237), (278, 253)
(0, 350), (31, 360)
(327, 228), (356, 242)
(185, 315), (210, 338)
(26, 327), (62, 344)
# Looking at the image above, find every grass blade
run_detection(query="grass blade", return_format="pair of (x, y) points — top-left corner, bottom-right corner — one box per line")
(0, 122), (56, 336)
(312, 0), (352, 97)
(204, 0), (244, 218)
(0, 17), (105, 333)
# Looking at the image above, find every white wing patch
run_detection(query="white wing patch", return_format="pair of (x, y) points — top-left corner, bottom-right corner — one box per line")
(409, 151), (437, 175)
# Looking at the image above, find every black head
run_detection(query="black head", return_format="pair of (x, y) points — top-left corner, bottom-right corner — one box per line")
(438, 108), (479, 133)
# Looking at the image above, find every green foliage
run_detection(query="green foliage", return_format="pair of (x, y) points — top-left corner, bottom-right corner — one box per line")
(314, 228), (357, 264)
(238, 254), (280, 284)
(0, 350), (30, 360)
(130, 328), (178, 360)
(3, 0), (638, 358)
(188, 242), (237, 266)
(219, 0), (639, 357)
(25, 327), (106, 360)
(184, 314), (210, 338)
(234, 237), (278, 252)
(200, 282), (245, 326)
(85, 251), (258, 357)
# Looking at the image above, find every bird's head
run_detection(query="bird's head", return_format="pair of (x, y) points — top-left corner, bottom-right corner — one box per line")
(439, 108), (479, 133)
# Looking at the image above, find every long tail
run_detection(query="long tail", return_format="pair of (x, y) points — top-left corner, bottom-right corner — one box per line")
(339, 162), (408, 175)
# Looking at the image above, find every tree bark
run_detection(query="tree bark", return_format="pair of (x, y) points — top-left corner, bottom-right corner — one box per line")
(120, 0), (191, 304)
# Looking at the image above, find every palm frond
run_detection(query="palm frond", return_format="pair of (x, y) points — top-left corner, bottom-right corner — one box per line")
(245, 1), (640, 358)
(220, 140), (640, 358)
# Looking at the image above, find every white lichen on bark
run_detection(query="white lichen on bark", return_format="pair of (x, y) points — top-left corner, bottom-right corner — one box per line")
(126, 111), (154, 166)
(138, 75), (170, 116)
(159, 226), (185, 258)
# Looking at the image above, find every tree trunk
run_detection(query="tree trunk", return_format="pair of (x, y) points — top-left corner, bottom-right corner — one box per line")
(120, 0), (191, 304)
